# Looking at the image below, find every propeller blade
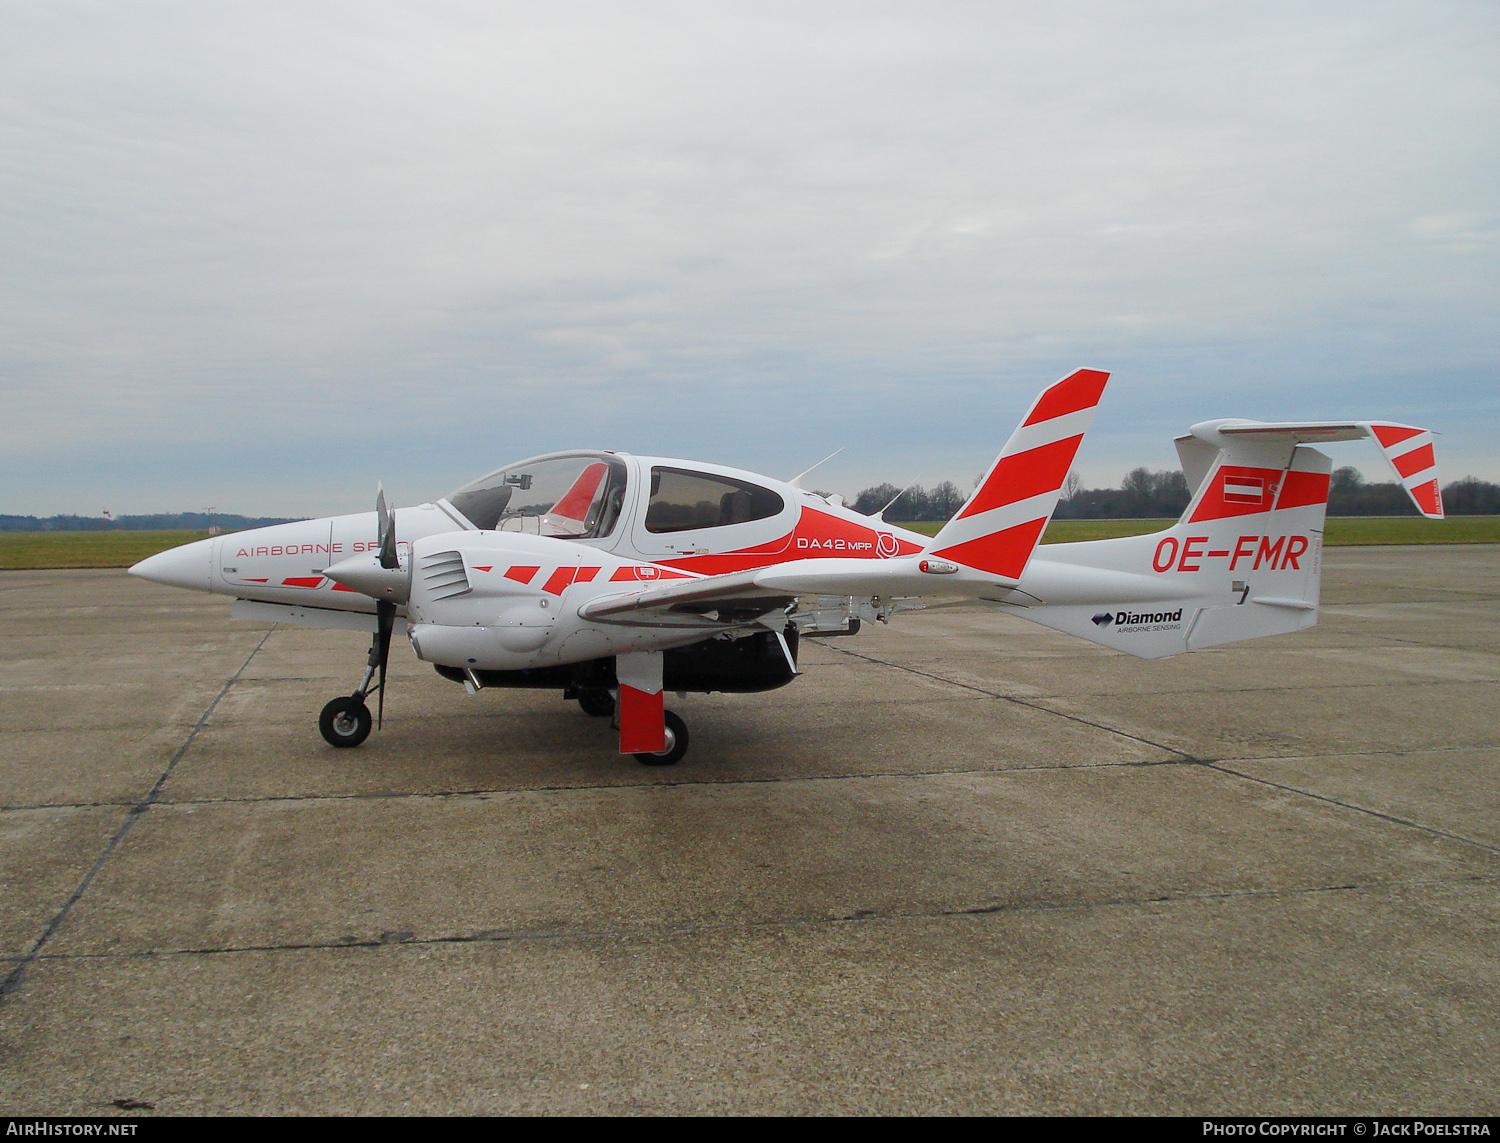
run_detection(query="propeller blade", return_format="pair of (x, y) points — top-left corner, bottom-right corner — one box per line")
(375, 600), (394, 728)
(376, 483), (398, 570)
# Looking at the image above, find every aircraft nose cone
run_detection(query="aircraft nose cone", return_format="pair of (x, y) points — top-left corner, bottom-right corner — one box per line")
(129, 537), (214, 592)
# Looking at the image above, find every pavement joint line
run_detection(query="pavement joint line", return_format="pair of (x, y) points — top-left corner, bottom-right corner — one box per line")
(1200, 761), (1500, 856)
(825, 640), (1500, 857)
(1330, 595), (1500, 605)
(0, 758), (1205, 813)
(0, 627), (276, 1003)
(1359, 633), (1500, 651)
(823, 642), (1202, 763)
(26, 874), (1492, 966)
(5, 742), (1495, 815)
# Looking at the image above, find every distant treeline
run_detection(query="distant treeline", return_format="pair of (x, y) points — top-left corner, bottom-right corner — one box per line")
(849, 469), (1500, 522)
(0, 512), (305, 533)
(846, 482), (969, 522)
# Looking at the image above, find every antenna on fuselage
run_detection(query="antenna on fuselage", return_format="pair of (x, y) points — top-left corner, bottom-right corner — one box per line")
(879, 482), (917, 521)
(789, 447), (844, 489)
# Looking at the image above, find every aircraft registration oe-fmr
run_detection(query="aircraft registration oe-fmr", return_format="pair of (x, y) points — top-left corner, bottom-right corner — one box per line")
(130, 370), (1444, 765)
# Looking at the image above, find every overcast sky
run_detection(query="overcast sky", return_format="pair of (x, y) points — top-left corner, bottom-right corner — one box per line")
(3, 1), (1496, 517)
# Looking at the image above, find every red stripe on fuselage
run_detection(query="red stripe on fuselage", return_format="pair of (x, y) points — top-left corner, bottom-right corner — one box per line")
(610, 566), (692, 581)
(659, 507), (921, 574)
(1273, 470), (1330, 510)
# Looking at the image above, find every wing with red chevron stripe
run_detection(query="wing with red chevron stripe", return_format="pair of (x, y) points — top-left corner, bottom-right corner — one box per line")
(924, 368), (1109, 577)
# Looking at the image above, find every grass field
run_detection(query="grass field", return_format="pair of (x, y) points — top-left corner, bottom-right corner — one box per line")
(2, 517), (1496, 570)
(0, 530), (217, 570)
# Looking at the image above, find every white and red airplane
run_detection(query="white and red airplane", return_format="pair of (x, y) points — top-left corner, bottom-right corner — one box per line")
(130, 370), (1443, 764)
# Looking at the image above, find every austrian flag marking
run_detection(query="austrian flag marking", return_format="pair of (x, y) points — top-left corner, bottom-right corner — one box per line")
(1222, 476), (1264, 504)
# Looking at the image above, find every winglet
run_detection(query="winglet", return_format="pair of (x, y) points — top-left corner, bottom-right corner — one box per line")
(926, 369), (1109, 579)
(1362, 422), (1444, 519)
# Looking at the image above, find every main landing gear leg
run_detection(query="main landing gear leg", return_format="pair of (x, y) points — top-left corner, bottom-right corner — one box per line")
(615, 650), (690, 766)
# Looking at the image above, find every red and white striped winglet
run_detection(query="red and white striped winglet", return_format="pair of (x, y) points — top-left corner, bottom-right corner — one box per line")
(926, 369), (1109, 579)
(1362, 422), (1444, 519)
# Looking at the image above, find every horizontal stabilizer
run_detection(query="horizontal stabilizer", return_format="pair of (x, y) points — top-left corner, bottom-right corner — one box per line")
(1179, 419), (1444, 519)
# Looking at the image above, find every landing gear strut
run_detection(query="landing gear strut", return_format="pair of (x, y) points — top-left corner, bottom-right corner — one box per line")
(319, 595), (395, 749)
(633, 710), (689, 766)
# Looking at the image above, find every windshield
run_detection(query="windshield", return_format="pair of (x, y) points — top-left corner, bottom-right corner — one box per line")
(447, 454), (628, 538)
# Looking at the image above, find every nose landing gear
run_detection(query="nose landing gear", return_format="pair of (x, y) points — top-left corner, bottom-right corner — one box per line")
(318, 637), (384, 749)
(319, 695), (373, 748)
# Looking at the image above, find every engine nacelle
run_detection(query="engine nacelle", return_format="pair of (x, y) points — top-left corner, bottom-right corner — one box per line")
(403, 530), (738, 672)
(404, 532), (576, 669)
(434, 627), (799, 694)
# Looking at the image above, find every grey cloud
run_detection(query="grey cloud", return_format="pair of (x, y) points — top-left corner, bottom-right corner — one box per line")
(1, 1), (1496, 513)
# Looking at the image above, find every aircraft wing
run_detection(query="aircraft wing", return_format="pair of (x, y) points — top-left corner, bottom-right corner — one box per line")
(579, 568), (792, 621)
(578, 557), (1020, 623)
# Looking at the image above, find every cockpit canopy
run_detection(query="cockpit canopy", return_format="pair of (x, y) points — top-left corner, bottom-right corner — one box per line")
(447, 453), (628, 538)
(445, 450), (790, 548)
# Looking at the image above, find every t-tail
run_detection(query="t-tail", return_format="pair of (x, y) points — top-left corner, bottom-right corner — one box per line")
(995, 417), (1442, 659)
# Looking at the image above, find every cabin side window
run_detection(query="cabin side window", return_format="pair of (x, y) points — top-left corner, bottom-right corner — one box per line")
(644, 467), (784, 534)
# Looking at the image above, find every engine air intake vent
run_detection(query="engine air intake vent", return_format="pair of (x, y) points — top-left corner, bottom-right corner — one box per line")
(421, 551), (471, 600)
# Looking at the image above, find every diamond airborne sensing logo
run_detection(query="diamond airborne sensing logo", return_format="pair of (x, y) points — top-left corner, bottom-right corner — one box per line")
(1091, 612), (1114, 627)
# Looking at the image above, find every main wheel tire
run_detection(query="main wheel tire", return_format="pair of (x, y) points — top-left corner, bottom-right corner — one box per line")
(319, 696), (373, 748)
(577, 688), (614, 718)
(633, 710), (689, 766)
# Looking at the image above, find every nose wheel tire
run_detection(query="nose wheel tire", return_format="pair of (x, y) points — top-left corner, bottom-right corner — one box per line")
(577, 689), (614, 718)
(633, 711), (689, 766)
(320, 696), (373, 748)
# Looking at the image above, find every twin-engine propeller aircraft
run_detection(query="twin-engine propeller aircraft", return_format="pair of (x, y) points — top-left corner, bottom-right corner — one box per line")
(130, 370), (1443, 765)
